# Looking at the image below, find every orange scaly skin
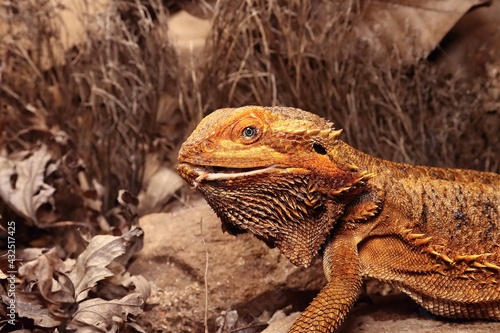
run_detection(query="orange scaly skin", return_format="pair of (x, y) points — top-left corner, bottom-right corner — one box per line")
(177, 106), (500, 332)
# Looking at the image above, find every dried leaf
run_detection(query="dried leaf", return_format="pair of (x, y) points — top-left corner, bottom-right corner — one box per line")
(118, 189), (139, 207)
(17, 248), (75, 312)
(19, 247), (48, 262)
(14, 229), (145, 328)
(0, 145), (55, 224)
(169, 10), (212, 58)
(68, 227), (144, 302)
(137, 166), (184, 215)
(11, 292), (61, 328)
(120, 274), (151, 302)
(355, 0), (490, 61)
(128, 322), (148, 333)
(66, 293), (144, 333)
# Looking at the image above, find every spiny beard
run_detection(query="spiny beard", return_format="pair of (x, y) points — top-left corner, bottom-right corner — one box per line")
(197, 172), (341, 267)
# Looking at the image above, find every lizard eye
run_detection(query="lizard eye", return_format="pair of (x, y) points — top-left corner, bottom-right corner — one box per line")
(231, 116), (264, 144)
(242, 126), (258, 139)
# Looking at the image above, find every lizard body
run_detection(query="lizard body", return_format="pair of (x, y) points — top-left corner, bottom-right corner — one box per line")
(177, 106), (500, 332)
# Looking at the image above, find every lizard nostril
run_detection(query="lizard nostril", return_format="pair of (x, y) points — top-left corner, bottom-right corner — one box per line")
(203, 141), (215, 152)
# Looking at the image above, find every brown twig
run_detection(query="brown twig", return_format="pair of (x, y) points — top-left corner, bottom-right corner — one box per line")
(0, 52), (7, 84)
(200, 218), (210, 333)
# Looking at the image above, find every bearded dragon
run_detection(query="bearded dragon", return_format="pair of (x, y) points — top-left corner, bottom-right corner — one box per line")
(177, 106), (500, 332)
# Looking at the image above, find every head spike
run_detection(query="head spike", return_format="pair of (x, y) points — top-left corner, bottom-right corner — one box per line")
(306, 129), (321, 136)
(318, 129), (331, 138)
(328, 129), (343, 140)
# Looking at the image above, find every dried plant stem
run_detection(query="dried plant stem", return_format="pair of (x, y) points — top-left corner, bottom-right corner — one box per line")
(200, 218), (210, 333)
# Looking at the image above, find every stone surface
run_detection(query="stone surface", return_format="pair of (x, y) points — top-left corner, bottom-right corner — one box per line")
(132, 200), (500, 332)
(264, 293), (500, 333)
(130, 199), (325, 332)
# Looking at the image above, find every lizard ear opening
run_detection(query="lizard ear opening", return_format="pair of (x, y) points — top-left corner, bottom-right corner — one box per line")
(313, 143), (327, 155)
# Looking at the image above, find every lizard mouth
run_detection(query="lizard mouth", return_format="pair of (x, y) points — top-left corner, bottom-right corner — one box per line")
(177, 162), (277, 188)
(205, 165), (276, 178)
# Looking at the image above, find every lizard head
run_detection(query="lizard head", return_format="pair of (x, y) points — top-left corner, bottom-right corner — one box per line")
(178, 106), (371, 267)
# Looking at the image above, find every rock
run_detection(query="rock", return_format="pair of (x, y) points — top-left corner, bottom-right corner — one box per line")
(130, 199), (325, 332)
(132, 200), (500, 332)
(263, 290), (500, 333)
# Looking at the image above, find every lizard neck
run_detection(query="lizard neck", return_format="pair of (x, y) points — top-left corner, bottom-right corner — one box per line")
(331, 140), (498, 184)
(330, 140), (397, 177)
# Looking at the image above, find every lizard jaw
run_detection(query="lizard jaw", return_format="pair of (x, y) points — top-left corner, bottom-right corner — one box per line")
(178, 161), (336, 267)
(200, 165), (277, 180)
(177, 163), (279, 189)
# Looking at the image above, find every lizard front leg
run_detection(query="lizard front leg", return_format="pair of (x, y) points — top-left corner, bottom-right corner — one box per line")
(289, 234), (362, 333)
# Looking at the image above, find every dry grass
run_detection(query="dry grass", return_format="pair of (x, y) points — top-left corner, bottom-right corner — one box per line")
(0, 0), (186, 210)
(0, 2), (184, 330)
(194, 0), (499, 172)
